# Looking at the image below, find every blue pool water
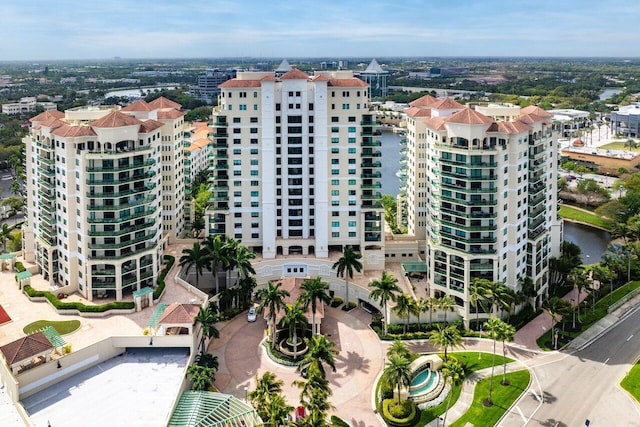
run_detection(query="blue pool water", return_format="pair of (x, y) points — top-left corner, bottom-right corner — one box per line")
(409, 369), (438, 396)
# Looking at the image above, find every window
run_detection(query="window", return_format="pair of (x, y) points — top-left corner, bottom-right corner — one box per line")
(348, 179), (356, 185)
(251, 212), (259, 218)
(348, 127), (356, 132)
(331, 179), (339, 185)
(331, 221), (340, 227)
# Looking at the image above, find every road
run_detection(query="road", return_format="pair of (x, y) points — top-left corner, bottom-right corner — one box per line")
(501, 306), (640, 427)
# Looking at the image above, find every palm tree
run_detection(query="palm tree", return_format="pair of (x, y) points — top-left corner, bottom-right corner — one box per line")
(195, 305), (220, 353)
(382, 353), (412, 404)
(332, 246), (363, 309)
(187, 363), (215, 391)
(392, 293), (417, 335)
(415, 297), (429, 331)
(543, 296), (571, 341)
(222, 237), (240, 290)
(300, 277), (331, 336)
(264, 393), (294, 427)
(294, 370), (333, 423)
(483, 317), (503, 406)
(205, 235), (231, 295)
(299, 334), (338, 379)
(194, 352), (219, 371)
(519, 276), (538, 310)
(249, 371), (284, 421)
(233, 245), (256, 287)
(0, 223), (12, 253)
(469, 278), (490, 331)
(483, 281), (514, 317)
(438, 295), (456, 324)
(428, 324), (463, 362)
(496, 321), (516, 385)
(441, 359), (466, 427)
(279, 301), (308, 359)
(179, 242), (210, 288)
(257, 281), (290, 345)
(368, 271), (401, 335)
(427, 296), (438, 329)
(386, 340), (411, 360)
(569, 267), (588, 320)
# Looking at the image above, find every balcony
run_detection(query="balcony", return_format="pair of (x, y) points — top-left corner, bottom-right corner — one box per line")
(441, 182), (497, 194)
(440, 230), (497, 243)
(88, 208), (157, 224)
(87, 184), (155, 199)
(440, 219), (497, 232)
(441, 196), (497, 206)
(361, 161), (382, 168)
(361, 192), (382, 200)
(86, 159), (155, 173)
(361, 172), (382, 179)
(89, 221), (156, 237)
(87, 196), (156, 211)
(361, 140), (382, 148)
(361, 183), (382, 190)
(528, 215), (545, 230)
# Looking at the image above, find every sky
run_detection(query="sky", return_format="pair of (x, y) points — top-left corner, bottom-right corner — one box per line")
(1, 0), (639, 61)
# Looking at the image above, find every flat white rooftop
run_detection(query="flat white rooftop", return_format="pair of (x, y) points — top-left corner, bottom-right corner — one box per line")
(22, 347), (189, 427)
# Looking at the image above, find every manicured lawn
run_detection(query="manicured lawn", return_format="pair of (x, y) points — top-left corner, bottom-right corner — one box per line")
(621, 360), (640, 403)
(23, 319), (81, 335)
(449, 369), (531, 427)
(417, 352), (513, 425)
(600, 141), (640, 151)
(558, 205), (612, 230)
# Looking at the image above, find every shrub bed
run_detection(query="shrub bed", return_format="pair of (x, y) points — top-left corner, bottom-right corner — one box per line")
(23, 285), (134, 312)
(15, 261), (25, 272)
(153, 255), (175, 300)
(330, 297), (344, 308)
(382, 399), (418, 426)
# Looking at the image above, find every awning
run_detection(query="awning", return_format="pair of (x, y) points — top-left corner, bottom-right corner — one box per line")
(147, 303), (167, 327)
(16, 271), (32, 280)
(40, 325), (66, 348)
(133, 286), (154, 298)
(402, 261), (428, 273)
(167, 391), (262, 427)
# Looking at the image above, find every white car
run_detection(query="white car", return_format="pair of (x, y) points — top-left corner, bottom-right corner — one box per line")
(247, 307), (257, 322)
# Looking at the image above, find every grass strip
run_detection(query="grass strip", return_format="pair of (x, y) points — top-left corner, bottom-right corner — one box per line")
(23, 319), (81, 335)
(558, 205), (611, 230)
(621, 360), (640, 403)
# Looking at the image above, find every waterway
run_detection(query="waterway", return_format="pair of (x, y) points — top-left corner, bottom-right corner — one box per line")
(563, 221), (611, 264)
(599, 88), (622, 100)
(104, 86), (177, 99)
(378, 131), (404, 196)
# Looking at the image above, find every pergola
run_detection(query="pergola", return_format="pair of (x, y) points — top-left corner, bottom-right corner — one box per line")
(15, 270), (32, 289)
(0, 331), (53, 375)
(0, 253), (16, 271)
(167, 391), (262, 427)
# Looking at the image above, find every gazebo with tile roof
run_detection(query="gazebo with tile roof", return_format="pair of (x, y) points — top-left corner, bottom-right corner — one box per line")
(0, 332), (54, 375)
(158, 303), (201, 336)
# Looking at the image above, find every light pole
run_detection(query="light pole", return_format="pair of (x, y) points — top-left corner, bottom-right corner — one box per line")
(244, 385), (248, 403)
(571, 298), (576, 329)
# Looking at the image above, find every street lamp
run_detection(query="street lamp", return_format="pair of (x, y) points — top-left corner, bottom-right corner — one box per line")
(571, 298), (576, 329)
(244, 385), (248, 403)
(554, 328), (559, 350)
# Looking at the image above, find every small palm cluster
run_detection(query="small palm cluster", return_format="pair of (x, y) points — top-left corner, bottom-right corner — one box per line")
(187, 305), (222, 391)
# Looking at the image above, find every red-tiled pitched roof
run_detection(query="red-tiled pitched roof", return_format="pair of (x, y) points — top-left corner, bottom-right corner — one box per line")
(312, 75), (330, 82)
(29, 110), (64, 123)
(148, 96), (182, 110)
(518, 113), (550, 126)
(520, 105), (552, 118)
(280, 68), (310, 80)
(0, 332), (53, 365)
(327, 78), (368, 87)
(219, 79), (262, 88)
(91, 111), (142, 128)
(493, 121), (532, 133)
(424, 117), (447, 131)
(409, 94), (438, 107)
(139, 119), (164, 133)
(51, 124), (97, 137)
(159, 304), (201, 324)
(157, 109), (185, 120)
(445, 108), (493, 125)
(405, 106), (432, 118)
(121, 100), (153, 112)
(39, 117), (65, 129)
(260, 75), (277, 82)
(431, 98), (464, 110)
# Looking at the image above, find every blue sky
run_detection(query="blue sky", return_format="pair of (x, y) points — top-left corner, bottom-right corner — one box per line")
(1, 0), (638, 60)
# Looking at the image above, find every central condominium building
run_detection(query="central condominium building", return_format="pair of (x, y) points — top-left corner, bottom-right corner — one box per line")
(23, 97), (186, 301)
(206, 68), (384, 269)
(404, 96), (562, 323)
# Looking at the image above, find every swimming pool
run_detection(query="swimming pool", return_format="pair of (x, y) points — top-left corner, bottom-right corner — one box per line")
(409, 368), (439, 396)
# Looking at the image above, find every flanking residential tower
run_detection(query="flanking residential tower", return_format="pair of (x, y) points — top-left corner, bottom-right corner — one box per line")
(206, 67), (385, 269)
(404, 97), (562, 324)
(22, 97), (186, 301)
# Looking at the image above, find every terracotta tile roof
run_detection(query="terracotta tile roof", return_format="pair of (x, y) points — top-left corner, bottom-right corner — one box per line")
(29, 110), (64, 123)
(518, 113), (550, 126)
(139, 119), (165, 133)
(445, 108), (493, 125)
(219, 79), (262, 88)
(0, 332), (53, 365)
(520, 105), (552, 118)
(157, 109), (185, 120)
(51, 124), (97, 137)
(148, 96), (182, 110)
(159, 303), (201, 324)
(328, 78), (368, 88)
(260, 75), (277, 82)
(409, 94), (438, 107)
(39, 117), (65, 129)
(91, 111), (142, 128)
(490, 121), (532, 133)
(405, 106), (432, 118)
(121, 100), (153, 112)
(312, 75), (330, 82)
(191, 121), (208, 128)
(431, 98), (464, 110)
(191, 138), (211, 148)
(424, 117), (447, 131)
(280, 68), (310, 80)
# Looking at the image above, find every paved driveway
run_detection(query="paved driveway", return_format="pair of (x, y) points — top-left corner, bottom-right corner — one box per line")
(209, 307), (385, 427)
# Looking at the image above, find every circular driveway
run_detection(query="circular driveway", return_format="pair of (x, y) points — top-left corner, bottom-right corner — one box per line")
(209, 307), (385, 427)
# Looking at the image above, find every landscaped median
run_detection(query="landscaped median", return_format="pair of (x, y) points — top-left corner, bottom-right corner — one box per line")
(620, 359), (640, 403)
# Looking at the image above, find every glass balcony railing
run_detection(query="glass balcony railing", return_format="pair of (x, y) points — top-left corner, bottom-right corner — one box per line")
(88, 208), (157, 224)
(89, 221), (156, 237)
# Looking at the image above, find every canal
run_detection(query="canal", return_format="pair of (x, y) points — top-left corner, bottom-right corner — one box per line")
(379, 131), (404, 196)
(563, 221), (611, 264)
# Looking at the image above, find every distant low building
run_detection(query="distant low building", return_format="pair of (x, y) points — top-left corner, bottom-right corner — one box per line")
(560, 144), (640, 175)
(356, 59), (388, 98)
(548, 108), (591, 138)
(429, 67), (469, 77)
(610, 103), (640, 138)
(188, 69), (236, 104)
(2, 97), (57, 115)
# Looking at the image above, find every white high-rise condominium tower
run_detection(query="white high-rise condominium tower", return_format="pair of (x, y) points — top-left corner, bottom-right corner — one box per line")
(22, 97), (186, 301)
(404, 96), (562, 324)
(206, 67), (385, 270)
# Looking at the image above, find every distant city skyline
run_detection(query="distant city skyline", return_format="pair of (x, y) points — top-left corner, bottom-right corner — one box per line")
(1, 0), (639, 61)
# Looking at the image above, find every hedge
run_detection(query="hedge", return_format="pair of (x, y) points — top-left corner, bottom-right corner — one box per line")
(153, 255), (175, 300)
(15, 261), (25, 273)
(23, 285), (134, 312)
(382, 399), (418, 426)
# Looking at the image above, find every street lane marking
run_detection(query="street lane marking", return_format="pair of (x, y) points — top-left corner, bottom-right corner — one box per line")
(530, 389), (541, 402)
(516, 406), (526, 423)
(603, 357), (610, 365)
(627, 334), (634, 341)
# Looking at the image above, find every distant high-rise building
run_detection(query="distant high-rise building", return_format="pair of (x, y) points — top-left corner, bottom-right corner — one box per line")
(404, 96), (562, 324)
(206, 68), (384, 269)
(23, 97), (186, 301)
(356, 59), (388, 98)
(189, 69), (236, 104)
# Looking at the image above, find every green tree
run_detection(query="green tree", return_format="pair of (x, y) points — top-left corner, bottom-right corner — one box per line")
(438, 294), (456, 324)
(195, 305), (220, 353)
(187, 363), (215, 391)
(386, 340), (412, 361)
(332, 246), (363, 309)
(428, 324), (464, 362)
(178, 242), (210, 288)
(382, 353), (412, 404)
(483, 281), (514, 317)
(299, 334), (338, 379)
(496, 321), (516, 385)
(368, 271), (401, 335)
(392, 293), (417, 335)
(469, 278), (490, 330)
(0, 224), (13, 253)
(415, 296), (430, 330)
(194, 352), (219, 370)
(249, 371), (284, 421)
(257, 281), (290, 345)
(483, 317), (503, 405)
(543, 296), (571, 339)
(300, 277), (332, 336)
(205, 235), (231, 295)
(279, 301), (308, 360)
(441, 359), (466, 427)
(264, 393), (294, 427)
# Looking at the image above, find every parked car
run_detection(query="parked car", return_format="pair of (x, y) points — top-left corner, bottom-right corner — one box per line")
(247, 306), (257, 322)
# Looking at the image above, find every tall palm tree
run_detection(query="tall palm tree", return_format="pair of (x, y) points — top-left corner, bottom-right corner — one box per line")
(519, 275), (538, 310)
(392, 293), (417, 335)
(428, 324), (463, 362)
(438, 295), (456, 324)
(415, 296), (429, 331)
(294, 369), (333, 423)
(264, 393), (294, 427)
(257, 281), (290, 345)
(179, 242), (210, 288)
(382, 353), (412, 405)
(299, 334), (338, 379)
(279, 301), (309, 360)
(368, 271), (401, 335)
(483, 281), (514, 317)
(0, 223), (12, 253)
(543, 296), (571, 340)
(195, 305), (220, 353)
(386, 340), (411, 360)
(233, 245), (256, 286)
(300, 277), (331, 336)
(249, 371), (284, 421)
(205, 235), (231, 295)
(569, 267), (588, 319)
(427, 296), (438, 329)
(470, 278), (490, 330)
(496, 321), (516, 385)
(332, 246), (363, 309)
(222, 237), (240, 290)
(441, 359), (466, 427)
(187, 363), (215, 391)
(484, 317), (504, 405)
